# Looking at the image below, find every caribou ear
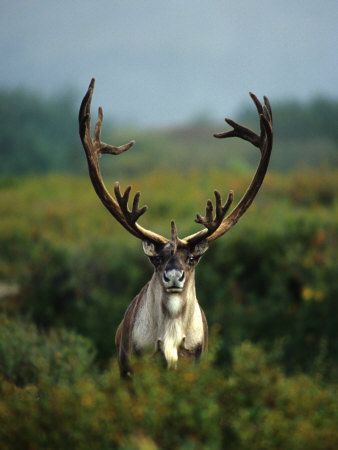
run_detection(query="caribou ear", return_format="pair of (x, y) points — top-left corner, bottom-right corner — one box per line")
(192, 240), (209, 256)
(142, 241), (158, 257)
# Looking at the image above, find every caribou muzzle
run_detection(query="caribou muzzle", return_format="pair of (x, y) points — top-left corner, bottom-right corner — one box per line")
(163, 269), (185, 292)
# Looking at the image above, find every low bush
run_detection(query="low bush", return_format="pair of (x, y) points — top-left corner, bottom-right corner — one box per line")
(198, 215), (338, 376)
(14, 238), (148, 361)
(0, 342), (337, 450)
(0, 315), (95, 386)
(4, 208), (337, 376)
(1, 171), (337, 374)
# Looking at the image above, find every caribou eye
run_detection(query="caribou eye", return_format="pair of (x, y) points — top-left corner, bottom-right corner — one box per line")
(188, 255), (197, 265)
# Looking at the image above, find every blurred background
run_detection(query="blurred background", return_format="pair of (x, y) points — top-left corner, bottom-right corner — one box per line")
(0, 1), (338, 449)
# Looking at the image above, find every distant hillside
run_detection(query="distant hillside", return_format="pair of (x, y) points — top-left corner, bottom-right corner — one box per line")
(0, 88), (337, 175)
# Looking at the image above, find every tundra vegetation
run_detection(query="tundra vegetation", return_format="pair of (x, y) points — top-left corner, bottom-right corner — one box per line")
(0, 88), (337, 449)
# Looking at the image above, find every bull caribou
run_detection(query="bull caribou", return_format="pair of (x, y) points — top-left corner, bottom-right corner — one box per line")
(79, 79), (273, 377)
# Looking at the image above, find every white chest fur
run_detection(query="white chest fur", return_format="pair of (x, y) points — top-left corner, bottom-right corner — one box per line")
(160, 315), (185, 368)
(132, 286), (204, 368)
(165, 294), (183, 317)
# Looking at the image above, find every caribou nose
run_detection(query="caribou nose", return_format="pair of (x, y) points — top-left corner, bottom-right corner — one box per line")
(163, 272), (170, 282)
(162, 269), (185, 290)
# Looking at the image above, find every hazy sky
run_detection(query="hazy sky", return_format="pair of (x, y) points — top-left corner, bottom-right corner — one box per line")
(1, 0), (337, 126)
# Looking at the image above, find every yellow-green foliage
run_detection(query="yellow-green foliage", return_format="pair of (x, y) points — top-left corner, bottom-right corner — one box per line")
(0, 333), (337, 450)
(0, 315), (95, 386)
(0, 170), (337, 367)
(0, 169), (337, 247)
(0, 169), (337, 448)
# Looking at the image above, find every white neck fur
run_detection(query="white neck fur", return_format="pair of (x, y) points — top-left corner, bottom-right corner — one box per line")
(153, 274), (196, 367)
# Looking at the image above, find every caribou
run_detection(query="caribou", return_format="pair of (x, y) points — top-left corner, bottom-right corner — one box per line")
(79, 79), (273, 377)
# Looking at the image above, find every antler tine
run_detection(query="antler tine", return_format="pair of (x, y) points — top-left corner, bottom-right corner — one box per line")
(263, 96), (273, 124)
(195, 190), (233, 230)
(214, 119), (260, 148)
(95, 107), (135, 156)
(170, 221), (178, 254)
(171, 220), (178, 242)
(79, 79), (168, 245)
(183, 190), (234, 245)
(79, 79), (137, 236)
(183, 93), (273, 246)
(114, 182), (148, 224)
(79, 79), (135, 158)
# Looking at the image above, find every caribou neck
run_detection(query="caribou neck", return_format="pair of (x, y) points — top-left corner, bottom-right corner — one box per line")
(148, 271), (197, 320)
(146, 271), (198, 368)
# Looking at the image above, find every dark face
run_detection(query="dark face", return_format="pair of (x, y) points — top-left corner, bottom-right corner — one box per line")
(143, 240), (209, 293)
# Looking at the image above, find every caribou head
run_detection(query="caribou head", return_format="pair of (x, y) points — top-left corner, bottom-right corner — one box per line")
(142, 223), (209, 319)
(79, 79), (273, 377)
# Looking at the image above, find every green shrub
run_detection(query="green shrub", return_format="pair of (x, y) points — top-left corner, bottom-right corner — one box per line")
(0, 315), (95, 386)
(18, 239), (76, 328)
(16, 238), (149, 361)
(6, 207), (338, 376)
(1, 171), (337, 374)
(70, 239), (149, 360)
(0, 342), (337, 450)
(198, 216), (338, 376)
